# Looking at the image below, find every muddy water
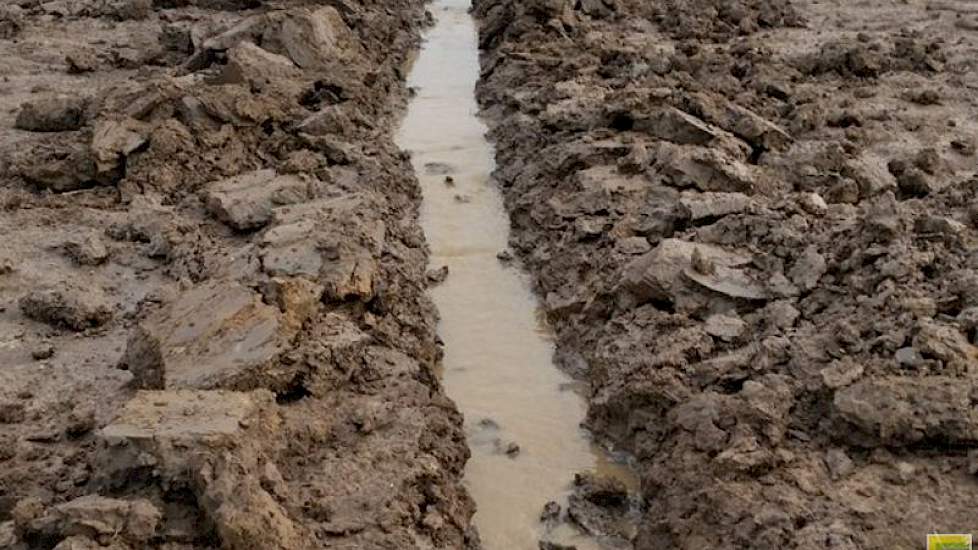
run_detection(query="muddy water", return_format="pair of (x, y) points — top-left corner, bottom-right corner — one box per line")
(396, 2), (634, 549)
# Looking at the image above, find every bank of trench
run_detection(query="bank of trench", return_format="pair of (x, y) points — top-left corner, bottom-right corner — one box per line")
(397, 2), (637, 550)
(0, 1), (476, 548)
(471, 0), (978, 548)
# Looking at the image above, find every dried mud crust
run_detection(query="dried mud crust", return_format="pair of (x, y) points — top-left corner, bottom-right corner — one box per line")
(0, 1), (477, 549)
(474, 0), (978, 548)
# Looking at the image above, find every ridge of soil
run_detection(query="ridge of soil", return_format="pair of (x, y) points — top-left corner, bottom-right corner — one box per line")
(473, 0), (978, 547)
(0, 1), (478, 548)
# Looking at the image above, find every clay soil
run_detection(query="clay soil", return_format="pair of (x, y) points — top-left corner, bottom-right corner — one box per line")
(474, 0), (978, 548)
(0, 1), (478, 549)
(4, 0), (978, 549)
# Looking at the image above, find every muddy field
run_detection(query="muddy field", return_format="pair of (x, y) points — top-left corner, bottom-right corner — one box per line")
(2, 0), (978, 549)
(474, 0), (978, 548)
(0, 1), (479, 548)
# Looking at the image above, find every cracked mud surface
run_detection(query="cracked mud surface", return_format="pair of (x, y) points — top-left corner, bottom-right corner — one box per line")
(474, 0), (978, 547)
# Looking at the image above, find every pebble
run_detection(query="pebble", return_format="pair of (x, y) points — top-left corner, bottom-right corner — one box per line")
(31, 342), (55, 361)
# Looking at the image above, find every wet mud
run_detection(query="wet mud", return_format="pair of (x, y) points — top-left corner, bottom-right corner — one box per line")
(4, 0), (978, 548)
(397, 2), (635, 549)
(473, 0), (978, 548)
(0, 1), (477, 548)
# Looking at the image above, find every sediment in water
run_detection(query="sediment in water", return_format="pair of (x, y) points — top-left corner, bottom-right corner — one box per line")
(398, 2), (636, 549)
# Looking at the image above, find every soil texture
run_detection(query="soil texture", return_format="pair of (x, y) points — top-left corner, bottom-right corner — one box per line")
(473, 0), (978, 548)
(0, 1), (478, 548)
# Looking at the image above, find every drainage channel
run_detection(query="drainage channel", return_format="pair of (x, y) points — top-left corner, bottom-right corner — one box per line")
(396, 2), (634, 549)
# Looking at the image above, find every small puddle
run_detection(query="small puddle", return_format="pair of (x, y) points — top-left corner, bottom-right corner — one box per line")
(396, 2), (635, 549)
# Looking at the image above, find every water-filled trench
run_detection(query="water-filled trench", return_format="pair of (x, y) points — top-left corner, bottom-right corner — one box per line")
(396, 2), (634, 548)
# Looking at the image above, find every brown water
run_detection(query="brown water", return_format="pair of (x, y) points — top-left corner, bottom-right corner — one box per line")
(396, 2), (635, 549)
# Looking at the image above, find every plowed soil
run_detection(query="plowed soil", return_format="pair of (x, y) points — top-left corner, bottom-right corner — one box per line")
(0, 1), (477, 549)
(473, 0), (978, 547)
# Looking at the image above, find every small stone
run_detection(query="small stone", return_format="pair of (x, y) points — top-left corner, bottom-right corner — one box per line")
(426, 265), (450, 285)
(895, 347), (922, 367)
(63, 234), (109, 266)
(540, 501), (561, 523)
(913, 321), (974, 369)
(31, 342), (55, 360)
(690, 247), (715, 275)
(496, 249), (514, 263)
(951, 137), (976, 156)
(798, 192), (828, 216)
(66, 51), (98, 74)
(888, 461), (916, 485)
(444, 176), (455, 186)
(704, 313), (746, 341)
(820, 359), (864, 389)
(824, 448), (854, 480)
(764, 301), (800, 330)
(504, 442), (520, 457)
(679, 191), (752, 221)
(574, 217), (605, 237)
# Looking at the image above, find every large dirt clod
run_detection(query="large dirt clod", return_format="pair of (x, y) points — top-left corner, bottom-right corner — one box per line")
(15, 97), (87, 133)
(18, 283), (113, 331)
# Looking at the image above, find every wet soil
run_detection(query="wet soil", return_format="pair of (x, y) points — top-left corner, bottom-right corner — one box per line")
(473, 0), (978, 548)
(5, 0), (978, 548)
(0, 1), (477, 548)
(397, 2), (636, 549)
